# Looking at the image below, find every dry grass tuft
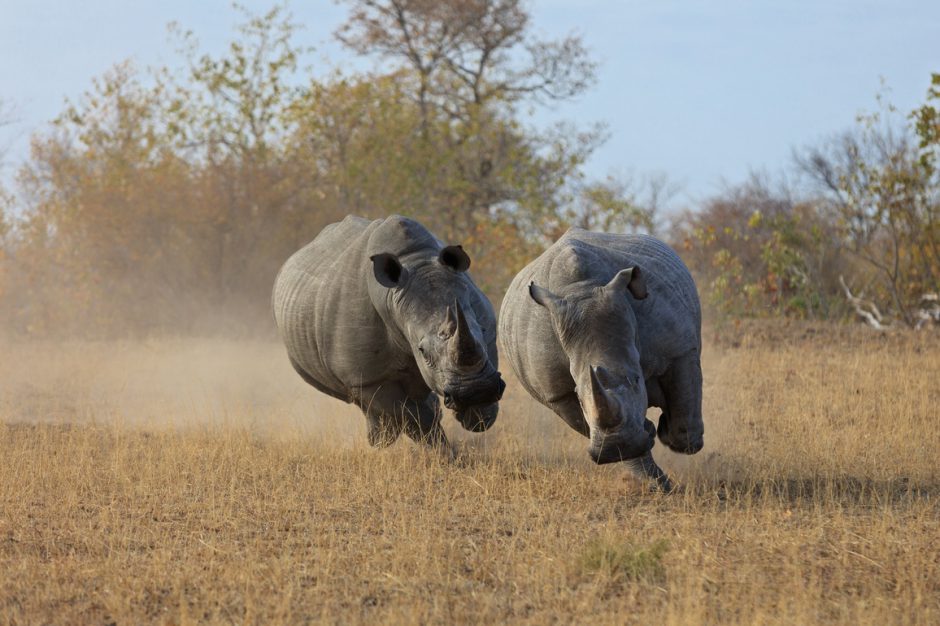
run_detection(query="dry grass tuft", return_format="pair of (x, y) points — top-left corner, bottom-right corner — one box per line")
(578, 537), (669, 585)
(0, 325), (938, 624)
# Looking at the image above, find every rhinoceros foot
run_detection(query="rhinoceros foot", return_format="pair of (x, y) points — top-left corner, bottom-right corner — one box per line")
(657, 411), (704, 455)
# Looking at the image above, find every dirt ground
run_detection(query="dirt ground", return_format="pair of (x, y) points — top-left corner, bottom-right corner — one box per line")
(1, 323), (938, 624)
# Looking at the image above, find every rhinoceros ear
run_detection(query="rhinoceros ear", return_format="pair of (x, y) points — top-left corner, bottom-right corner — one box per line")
(606, 266), (647, 300)
(439, 245), (471, 272)
(529, 282), (567, 316)
(370, 253), (407, 289)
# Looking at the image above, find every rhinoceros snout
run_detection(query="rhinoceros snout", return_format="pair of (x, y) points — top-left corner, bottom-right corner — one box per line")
(589, 420), (656, 465)
(447, 373), (503, 432)
(442, 372), (505, 410)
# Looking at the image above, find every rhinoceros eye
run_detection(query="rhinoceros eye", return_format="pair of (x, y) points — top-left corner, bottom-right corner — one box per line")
(417, 345), (434, 367)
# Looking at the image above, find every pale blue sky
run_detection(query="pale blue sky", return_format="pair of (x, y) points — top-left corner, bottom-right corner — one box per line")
(1, 1), (938, 201)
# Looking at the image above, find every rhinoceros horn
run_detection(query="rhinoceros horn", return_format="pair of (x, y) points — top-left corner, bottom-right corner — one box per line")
(451, 301), (485, 369)
(589, 365), (621, 430)
(442, 304), (458, 338)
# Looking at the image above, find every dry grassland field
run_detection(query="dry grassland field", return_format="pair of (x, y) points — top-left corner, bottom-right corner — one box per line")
(1, 322), (939, 624)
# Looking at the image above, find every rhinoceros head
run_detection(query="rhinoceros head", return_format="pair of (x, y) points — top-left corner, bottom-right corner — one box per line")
(529, 266), (655, 463)
(370, 244), (505, 431)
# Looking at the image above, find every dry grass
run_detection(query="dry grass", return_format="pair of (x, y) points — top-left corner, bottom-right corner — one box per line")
(1, 325), (939, 624)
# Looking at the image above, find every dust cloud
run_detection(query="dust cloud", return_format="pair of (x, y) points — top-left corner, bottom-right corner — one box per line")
(0, 327), (802, 482)
(0, 338), (358, 441)
(0, 337), (583, 461)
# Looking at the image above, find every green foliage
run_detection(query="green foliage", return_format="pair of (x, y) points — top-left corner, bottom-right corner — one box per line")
(561, 175), (660, 235)
(578, 537), (669, 584)
(330, 0), (604, 249)
(796, 82), (940, 326)
(911, 73), (940, 169)
(674, 176), (846, 323)
(680, 76), (940, 327)
(163, 5), (303, 157)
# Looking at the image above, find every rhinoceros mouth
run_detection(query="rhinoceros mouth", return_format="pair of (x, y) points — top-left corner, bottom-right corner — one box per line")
(455, 403), (499, 432)
(442, 372), (506, 410)
(589, 420), (656, 464)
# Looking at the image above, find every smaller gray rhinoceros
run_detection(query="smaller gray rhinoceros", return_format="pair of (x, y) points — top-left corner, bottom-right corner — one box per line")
(498, 228), (704, 491)
(273, 215), (506, 451)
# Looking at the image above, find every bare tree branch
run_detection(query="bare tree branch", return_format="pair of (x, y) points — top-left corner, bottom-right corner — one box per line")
(840, 275), (890, 330)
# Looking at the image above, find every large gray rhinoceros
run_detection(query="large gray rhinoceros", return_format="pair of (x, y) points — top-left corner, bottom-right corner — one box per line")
(498, 228), (704, 490)
(273, 215), (506, 451)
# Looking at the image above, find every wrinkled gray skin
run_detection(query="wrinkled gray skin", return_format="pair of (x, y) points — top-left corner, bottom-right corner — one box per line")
(273, 215), (505, 452)
(498, 228), (704, 491)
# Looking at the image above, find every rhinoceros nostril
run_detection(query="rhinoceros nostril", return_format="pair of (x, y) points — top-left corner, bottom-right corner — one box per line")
(443, 392), (456, 409)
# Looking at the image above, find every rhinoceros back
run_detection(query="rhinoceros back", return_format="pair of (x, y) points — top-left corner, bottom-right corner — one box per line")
(499, 228), (701, 406)
(565, 230), (701, 330)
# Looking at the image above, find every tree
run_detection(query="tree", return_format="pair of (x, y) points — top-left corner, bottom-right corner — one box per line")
(0, 98), (16, 297)
(671, 174), (846, 321)
(674, 77), (940, 327)
(6, 7), (318, 336)
(0, 186), (12, 311)
(910, 72), (940, 298)
(334, 0), (599, 237)
(0, 2), (611, 336)
(561, 172), (678, 238)
(13, 61), (197, 333)
(796, 83), (940, 326)
(161, 5), (316, 309)
(336, 0), (594, 121)
(283, 68), (590, 293)
(0, 98), (16, 169)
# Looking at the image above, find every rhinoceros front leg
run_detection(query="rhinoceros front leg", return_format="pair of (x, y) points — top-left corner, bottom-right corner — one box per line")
(355, 384), (451, 456)
(550, 393), (673, 492)
(656, 355), (704, 455)
(625, 453), (675, 493)
(402, 393), (451, 455)
(354, 384), (407, 448)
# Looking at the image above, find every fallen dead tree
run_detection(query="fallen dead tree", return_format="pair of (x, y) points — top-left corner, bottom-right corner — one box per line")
(840, 276), (940, 330)
(915, 293), (940, 330)
(839, 276), (891, 330)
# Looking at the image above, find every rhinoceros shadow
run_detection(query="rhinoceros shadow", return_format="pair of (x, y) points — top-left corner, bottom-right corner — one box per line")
(674, 453), (940, 505)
